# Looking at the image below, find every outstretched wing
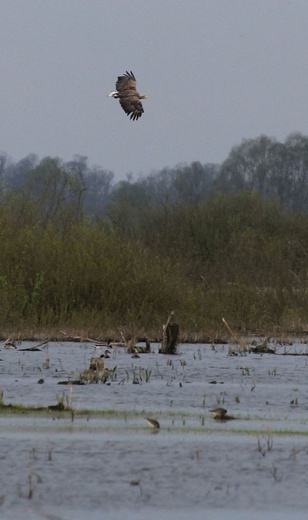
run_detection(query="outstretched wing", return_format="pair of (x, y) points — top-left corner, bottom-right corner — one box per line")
(116, 71), (144, 121)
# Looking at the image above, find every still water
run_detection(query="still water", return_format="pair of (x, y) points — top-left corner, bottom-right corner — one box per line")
(1, 339), (308, 519)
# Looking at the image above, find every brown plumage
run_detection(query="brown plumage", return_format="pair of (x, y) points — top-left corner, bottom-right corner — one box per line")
(108, 71), (148, 121)
(145, 417), (160, 429)
(210, 408), (228, 420)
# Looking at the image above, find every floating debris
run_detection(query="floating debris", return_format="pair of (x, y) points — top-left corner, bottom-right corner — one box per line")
(19, 340), (49, 352)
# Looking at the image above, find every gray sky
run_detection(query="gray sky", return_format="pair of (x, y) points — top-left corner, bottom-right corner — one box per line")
(1, 0), (308, 181)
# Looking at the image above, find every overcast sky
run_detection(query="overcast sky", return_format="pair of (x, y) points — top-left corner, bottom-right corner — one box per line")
(1, 0), (308, 181)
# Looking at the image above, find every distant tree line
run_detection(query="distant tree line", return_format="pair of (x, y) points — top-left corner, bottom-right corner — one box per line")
(0, 132), (308, 336)
(1, 132), (308, 216)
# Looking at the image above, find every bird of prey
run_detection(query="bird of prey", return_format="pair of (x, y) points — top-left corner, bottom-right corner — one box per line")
(108, 71), (148, 121)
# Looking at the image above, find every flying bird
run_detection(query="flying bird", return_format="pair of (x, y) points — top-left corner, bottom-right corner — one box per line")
(108, 71), (148, 121)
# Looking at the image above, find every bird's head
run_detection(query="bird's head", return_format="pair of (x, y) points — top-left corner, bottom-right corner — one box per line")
(107, 91), (119, 98)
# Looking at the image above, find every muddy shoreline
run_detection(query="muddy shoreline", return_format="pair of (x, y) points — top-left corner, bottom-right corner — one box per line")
(1, 326), (308, 344)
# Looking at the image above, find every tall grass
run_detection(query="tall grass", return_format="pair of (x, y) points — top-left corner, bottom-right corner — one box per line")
(1, 190), (308, 335)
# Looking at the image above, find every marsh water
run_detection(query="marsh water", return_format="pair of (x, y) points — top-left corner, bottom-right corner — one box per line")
(1, 339), (308, 519)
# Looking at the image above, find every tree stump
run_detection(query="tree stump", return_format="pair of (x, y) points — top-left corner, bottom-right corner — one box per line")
(159, 311), (179, 354)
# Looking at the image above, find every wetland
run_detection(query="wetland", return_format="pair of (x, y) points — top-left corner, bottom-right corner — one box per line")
(1, 338), (308, 519)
